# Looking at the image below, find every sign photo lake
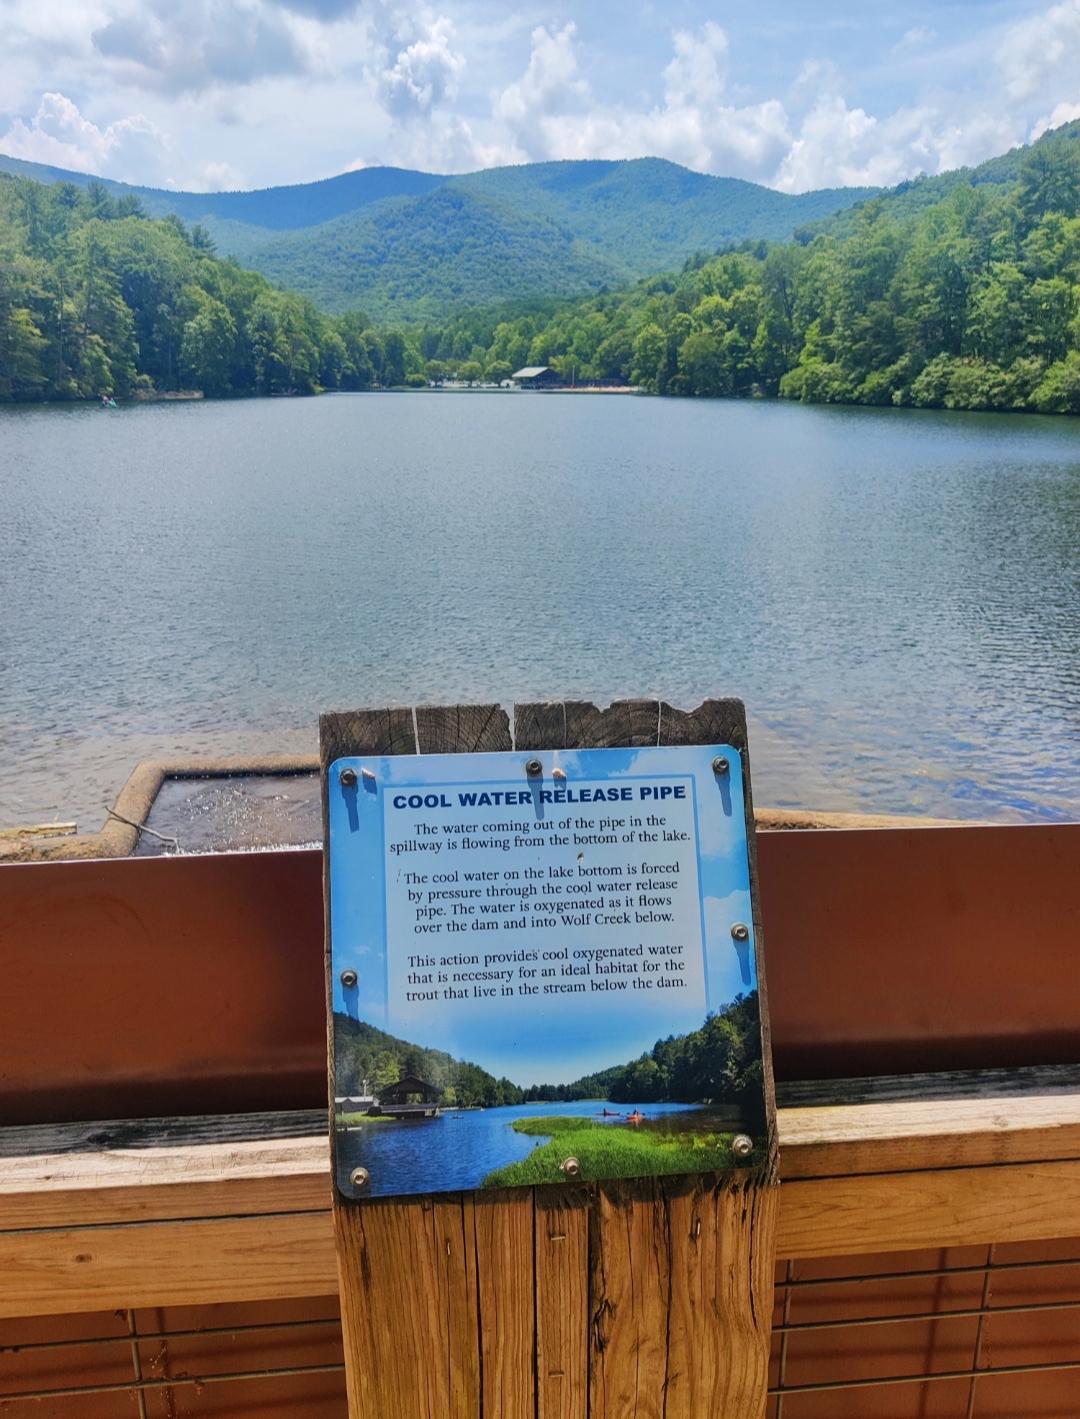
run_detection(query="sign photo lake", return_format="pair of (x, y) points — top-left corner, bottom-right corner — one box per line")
(327, 745), (766, 1199)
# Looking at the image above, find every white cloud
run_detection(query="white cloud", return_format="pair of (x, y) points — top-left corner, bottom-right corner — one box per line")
(893, 25), (936, 52)
(774, 92), (1028, 193)
(998, 0), (1080, 102)
(663, 20), (728, 110)
(492, 22), (790, 179)
(0, 92), (169, 183)
(493, 22), (587, 151)
(1032, 99), (1080, 140)
(2, 0), (1079, 196)
(777, 97), (938, 191)
(379, 13), (464, 118)
(196, 159), (242, 190)
(356, 6), (489, 171)
(89, 0), (314, 95)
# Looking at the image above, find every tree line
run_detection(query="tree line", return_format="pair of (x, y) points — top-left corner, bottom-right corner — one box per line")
(4, 124), (1080, 414)
(523, 992), (763, 1107)
(0, 174), (409, 401)
(334, 1014), (525, 1109)
(334, 991), (760, 1110)
(413, 131), (1080, 414)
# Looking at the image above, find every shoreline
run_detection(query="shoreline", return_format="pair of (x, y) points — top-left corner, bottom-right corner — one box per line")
(3, 385), (1078, 416)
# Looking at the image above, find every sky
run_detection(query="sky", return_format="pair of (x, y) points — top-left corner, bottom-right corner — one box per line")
(1, 0), (1079, 194)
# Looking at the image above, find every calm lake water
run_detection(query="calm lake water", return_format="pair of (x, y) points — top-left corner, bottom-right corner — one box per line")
(336, 1099), (714, 1196)
(2, 392), (1080, 830)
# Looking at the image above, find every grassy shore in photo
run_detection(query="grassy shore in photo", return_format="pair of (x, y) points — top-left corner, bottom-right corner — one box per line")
(481, 1116), (742, 1187)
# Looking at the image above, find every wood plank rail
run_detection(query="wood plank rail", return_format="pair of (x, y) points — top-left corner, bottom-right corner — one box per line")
(4, 1067), (1080, 1321)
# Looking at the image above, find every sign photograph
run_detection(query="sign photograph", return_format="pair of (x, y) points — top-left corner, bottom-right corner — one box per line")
(328, 744), (765, 1200)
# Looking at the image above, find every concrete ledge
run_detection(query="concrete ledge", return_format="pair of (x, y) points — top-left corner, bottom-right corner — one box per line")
(0, 755), (320, 862)
(0, 755), (973, 863)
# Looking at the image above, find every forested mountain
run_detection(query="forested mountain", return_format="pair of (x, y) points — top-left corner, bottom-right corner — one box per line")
(0, 151), (873, 320)
(248, 184), (622, 319)
(415, 121), (1080, 414)
(246, 160), (873, 318)
(3, 120), (1080, 412)
(0, 153), (443, 231)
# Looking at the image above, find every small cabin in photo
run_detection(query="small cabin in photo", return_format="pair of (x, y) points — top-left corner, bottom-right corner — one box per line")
(511, 365), (560, 389)
(374, 1073), (442, 1117)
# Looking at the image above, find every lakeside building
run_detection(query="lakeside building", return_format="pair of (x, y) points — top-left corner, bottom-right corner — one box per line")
(511, 365), (560, 389)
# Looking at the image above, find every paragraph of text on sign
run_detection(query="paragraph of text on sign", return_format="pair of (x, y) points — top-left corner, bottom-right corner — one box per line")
(382, 779), (708, 1025)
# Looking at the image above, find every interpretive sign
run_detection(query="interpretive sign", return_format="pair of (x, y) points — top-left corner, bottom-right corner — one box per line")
(328, 742), (766, 1200)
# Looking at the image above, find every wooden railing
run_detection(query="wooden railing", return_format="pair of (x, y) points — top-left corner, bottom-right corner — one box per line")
(3, 809), (1080, 1413)
(5, 1068), (1080, 1322)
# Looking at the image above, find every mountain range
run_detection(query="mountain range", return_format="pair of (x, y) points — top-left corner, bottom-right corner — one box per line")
(0, 151), (874, 321)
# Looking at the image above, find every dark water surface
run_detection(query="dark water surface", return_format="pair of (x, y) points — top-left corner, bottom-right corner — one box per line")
(337, 1099), (714, 1196)
(2, 393), (1079, 830)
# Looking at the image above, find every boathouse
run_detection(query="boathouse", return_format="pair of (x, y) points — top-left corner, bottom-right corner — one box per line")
(511, 365), (560, 389)
(374, 1073), (441, 1117)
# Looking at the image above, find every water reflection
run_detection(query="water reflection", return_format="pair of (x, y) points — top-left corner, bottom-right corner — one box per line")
(3, 395), (1079, 830)
(337, 1099), (719, 1196)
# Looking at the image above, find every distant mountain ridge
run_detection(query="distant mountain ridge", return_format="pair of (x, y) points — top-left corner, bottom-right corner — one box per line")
(0, 154), (443, 229)
(0, 151), (875, 320)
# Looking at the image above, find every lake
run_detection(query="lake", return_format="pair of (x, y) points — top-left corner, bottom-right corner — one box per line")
(335, 1099), (723, 1196)
(2, 393), (1079, 831)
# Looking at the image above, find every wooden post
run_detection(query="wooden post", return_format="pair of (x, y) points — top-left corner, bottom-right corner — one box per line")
(321, 699), (778, 1419)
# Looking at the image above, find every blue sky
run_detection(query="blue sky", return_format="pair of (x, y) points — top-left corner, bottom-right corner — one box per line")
(1, 1), (1078, 192)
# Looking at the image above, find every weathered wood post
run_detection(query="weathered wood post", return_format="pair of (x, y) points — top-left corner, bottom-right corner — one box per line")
(321, 699), (778, 1418)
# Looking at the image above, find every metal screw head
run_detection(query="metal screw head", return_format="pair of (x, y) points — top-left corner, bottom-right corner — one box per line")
(731, 922), (750, 942)
(526, 759), (543, 778)
(340, 968), (358, 989)
(350, 1166), (370, 1190)
(339, 767), (358, 788)
(712, 756), (729, 775)
(560, 1156), (581, 1178)
(731, 1134), (754, 1160)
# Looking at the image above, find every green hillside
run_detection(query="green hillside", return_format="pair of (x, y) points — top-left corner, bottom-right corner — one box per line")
(805, 121), (1080, 237)
(244, 160), (876, 319)
(0, 150), (874, 320)
(0, 173), (400, 401)
(456, 159), (871, 269)
(248, 184), (624, 319)
(333, 991), (761, 1111)
(520, 991), (763, 1107)
(334, 1012), (524, 1108)
(0, 153), (443, 230)
(4, 120), (1079, 413)
(415, 120), (1080, 415)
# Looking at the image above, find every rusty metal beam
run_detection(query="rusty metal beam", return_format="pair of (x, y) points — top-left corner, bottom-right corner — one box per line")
(1, 823), (1078, 1125)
